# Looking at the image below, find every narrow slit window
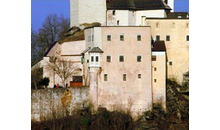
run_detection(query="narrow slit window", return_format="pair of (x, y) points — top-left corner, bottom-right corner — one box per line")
(166, 35), (170, 41)
(123, 74), (126, 81)
(186, 23), (189, 28)
(156, 23), (159, 28)
(117, 20), (119, 25)
(154, 79), (157, 83)
(104, 74), (108, 81)
(91, 56), (94, 62)
(113, 10), (115, 15)
(96, 56), (99, 62)
(186, 35), (189, 41)
(154, 67), (157, 71)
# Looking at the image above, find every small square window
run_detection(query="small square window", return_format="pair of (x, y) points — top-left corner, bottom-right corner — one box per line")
(104, 74), (108, 81)
(107, 56), (111, 62)
(154, 67), (157, 71)
(107, 35), (111, 41)
(166, 35), (170, 41)
(154, 79), (157, 83)
(119, 56), (124, 62)
(123, 74), (126, 81)
(152, 56), (156, 61)
(120, 35), (124, 41)
(169, 61), (173, 66)
(137, 35), (141, 41)
(156, 35), (160, 41)
(137, 55), (142, 62)
(138, 74), (141, 79)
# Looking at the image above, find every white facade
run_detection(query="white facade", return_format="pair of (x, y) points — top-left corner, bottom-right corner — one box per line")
(107, 10), (167, 26)
(70, 0), (174, 27)
(42, 41), (86, 88)
(135, 10), (167, 26)
(35, 0), (189, 119)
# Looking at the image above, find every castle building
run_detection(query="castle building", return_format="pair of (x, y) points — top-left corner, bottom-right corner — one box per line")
(39, 0), (188, 118)
(70, 0), (175, 27)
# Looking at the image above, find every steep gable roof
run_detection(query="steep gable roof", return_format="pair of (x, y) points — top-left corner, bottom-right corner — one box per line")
(89, 47), (104, 53)
(107, 0), (171, 10)
(81, 47), (91, 54)
(44, 41), (58, 56)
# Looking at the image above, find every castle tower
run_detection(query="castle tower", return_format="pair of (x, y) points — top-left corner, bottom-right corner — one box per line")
(88, 47), (104, 113)
(70, 0), (107, 27)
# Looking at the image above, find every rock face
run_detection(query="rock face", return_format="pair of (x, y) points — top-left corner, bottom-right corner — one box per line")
(134, 79), (189, 130)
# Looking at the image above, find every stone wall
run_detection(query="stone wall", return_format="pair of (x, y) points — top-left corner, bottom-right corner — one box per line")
(31, 87), (89, 122)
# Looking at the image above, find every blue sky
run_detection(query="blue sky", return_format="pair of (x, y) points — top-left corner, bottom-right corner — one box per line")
(31, 0), (189, 30)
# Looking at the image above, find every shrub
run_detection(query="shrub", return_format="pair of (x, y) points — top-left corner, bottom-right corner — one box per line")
(39, 77), (50, 88)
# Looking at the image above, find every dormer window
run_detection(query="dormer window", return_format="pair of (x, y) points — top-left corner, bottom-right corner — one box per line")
(89, 47), (103, 67)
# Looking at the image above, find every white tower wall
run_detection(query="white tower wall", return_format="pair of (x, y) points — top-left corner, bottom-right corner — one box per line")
(70, 0), (107, 27)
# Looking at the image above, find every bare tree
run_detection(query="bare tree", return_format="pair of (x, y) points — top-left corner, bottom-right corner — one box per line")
(37, 14), (60, 49)
(31, 14), (70, 67)
(59, 14), (70, 40)
(46, 57), (81, 87)
(31, 27), (39, 66)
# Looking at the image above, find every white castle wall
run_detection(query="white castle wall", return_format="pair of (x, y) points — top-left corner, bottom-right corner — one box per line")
(70, 0), (106, 27)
